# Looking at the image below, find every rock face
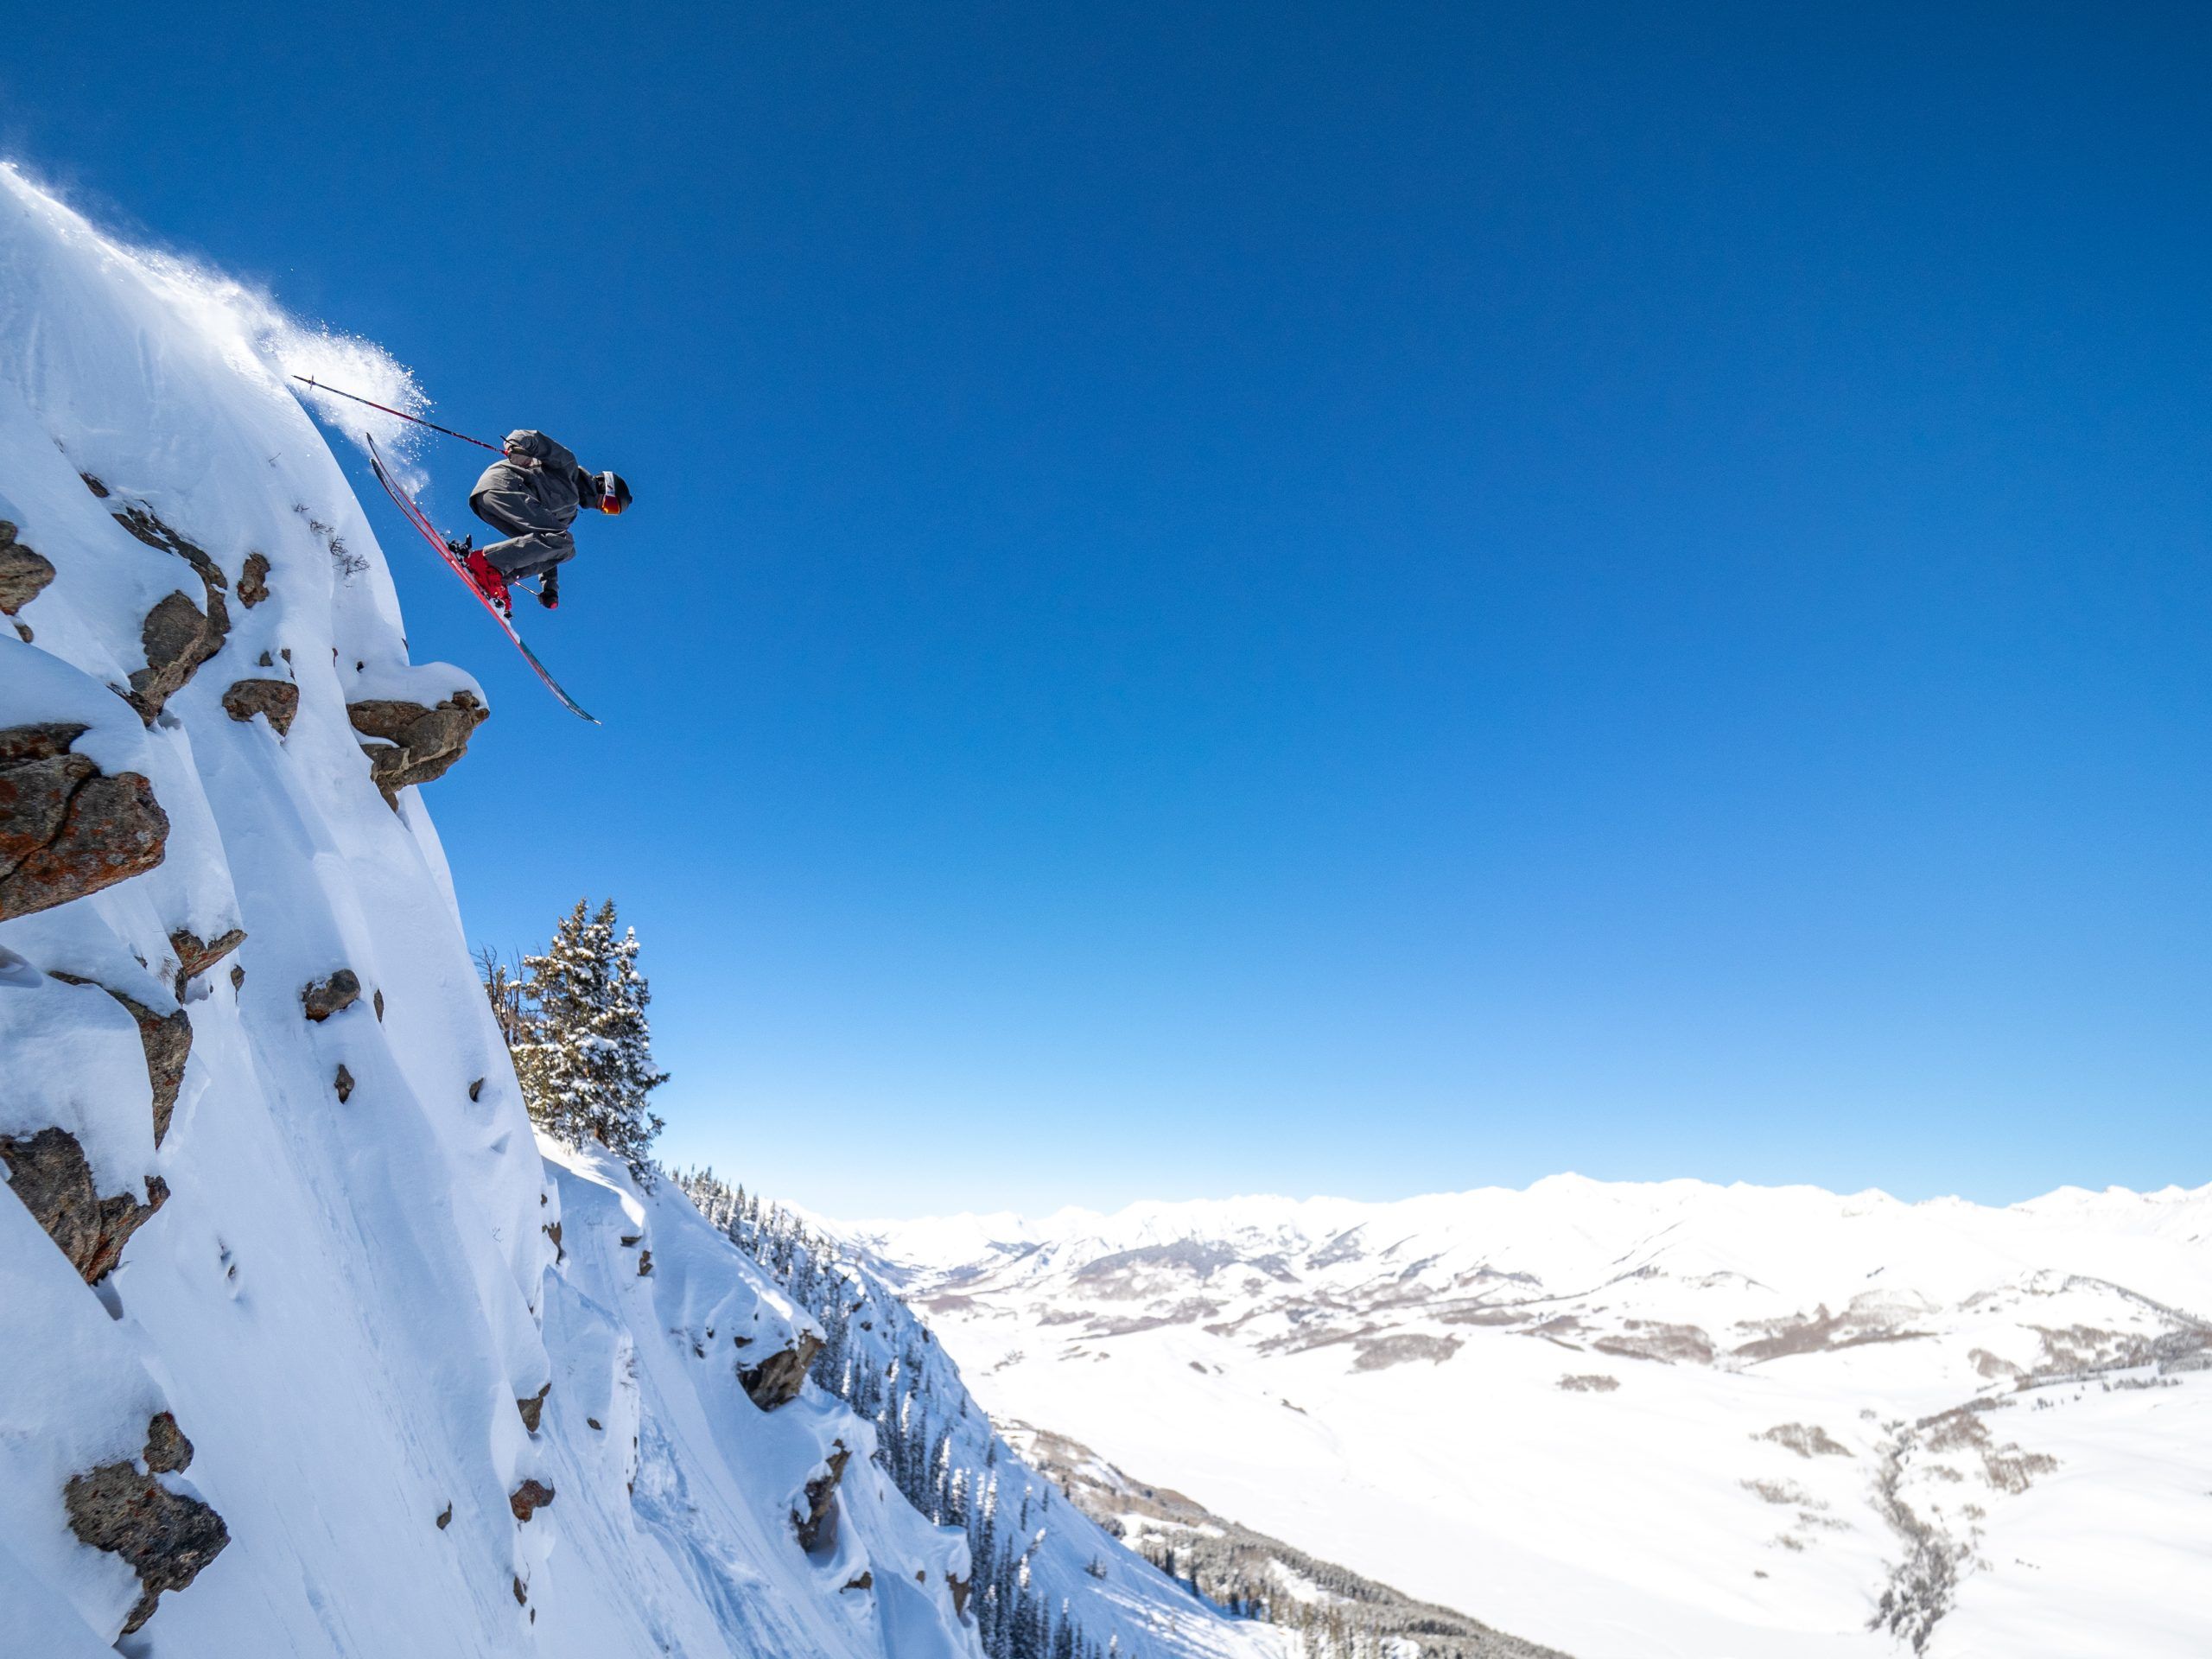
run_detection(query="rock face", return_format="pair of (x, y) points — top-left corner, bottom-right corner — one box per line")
(346, 694), (487, 808)
(128, 589), (231, 724)
(169, 926), (245, 998)
(0, 723), (168, 923)
(220, 678), (299, 736)
(741, 1332), (823, 1412)
(0, 1127), (168, 1284)
(51, 975), (195, 1147)
(236, 551), (270, 607)
(508, 1479), (556, 1523)
(0, 520), (56, 617)
(517, 1382), (551, 1434)
(116, 992), (191, 1147)
(301, 969), (361, 1022)
(98, 502), (233, 723)
(63, 1419), (231, 1635)
(792, 1442), (850, 1556)
(143, 1413), (194, 1474)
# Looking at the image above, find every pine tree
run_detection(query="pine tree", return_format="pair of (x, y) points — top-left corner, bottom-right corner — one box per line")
(512, 898), (669, 1182)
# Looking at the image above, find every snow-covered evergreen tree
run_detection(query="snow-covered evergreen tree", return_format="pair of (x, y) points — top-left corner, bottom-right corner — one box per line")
(511, 898), (669, 1181)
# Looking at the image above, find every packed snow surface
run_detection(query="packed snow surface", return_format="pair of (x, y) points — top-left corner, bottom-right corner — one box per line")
(854, 1179), (2212, 1659)
(0, 162), (1281, 1659)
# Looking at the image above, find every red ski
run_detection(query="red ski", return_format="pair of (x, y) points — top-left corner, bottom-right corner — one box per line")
(363, 434), (600, 724)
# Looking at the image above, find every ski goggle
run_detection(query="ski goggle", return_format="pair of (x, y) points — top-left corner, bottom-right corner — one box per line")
(599, 473), (627, 514)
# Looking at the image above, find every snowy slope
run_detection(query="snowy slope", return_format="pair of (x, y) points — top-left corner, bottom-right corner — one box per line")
(853, 1179), (2212, 1659)
(685, 1176), (1332, 1659)
(0, 163), (1280, 1659)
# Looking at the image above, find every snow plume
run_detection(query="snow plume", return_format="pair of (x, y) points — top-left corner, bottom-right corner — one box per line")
(0, 162), (429, 473)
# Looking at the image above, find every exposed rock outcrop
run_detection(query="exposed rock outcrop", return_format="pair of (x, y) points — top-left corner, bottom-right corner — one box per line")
(508, 1479), (555, 1523)
(92, 501), (233, 722)
(0, 723), (168, 923)
(143, 1412), (194, 1474)
(220, 677), (299, 736)
(237, 551), (270, 607)
(346, 693), (486, 808)
(517, 1382), (550, 1433)
(301, 969), (361, 1022)
(128, 588), (231, 724)
(113, 988), (189, 1145)
(0, 520), (56, 617)
(0, 1126), (168, 1283)
(169, 925), (245, 999)
(741, 1331), (823, 1411)
(792, 1441), (850, 1556)
(110, 500), (224, 586)
(66, 1420), (230, 1635)
(50, 975), (193, 1146)
(333, 1063), (355, 1103)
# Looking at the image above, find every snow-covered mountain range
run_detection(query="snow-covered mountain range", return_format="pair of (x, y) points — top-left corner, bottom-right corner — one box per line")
(0, 162), (1281, 1659)
(851, 1178), (2212, 1659)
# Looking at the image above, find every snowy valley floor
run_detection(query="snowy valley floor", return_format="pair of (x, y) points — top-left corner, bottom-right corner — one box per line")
(851, 1179), (2212, 1659)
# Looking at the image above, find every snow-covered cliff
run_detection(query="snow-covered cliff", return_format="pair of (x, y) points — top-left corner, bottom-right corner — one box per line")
(0, 164), (1282, 1659)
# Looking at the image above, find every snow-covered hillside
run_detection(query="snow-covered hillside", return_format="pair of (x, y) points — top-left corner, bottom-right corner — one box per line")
(0, 163), (1281, 1659)
(853, 1179), (2212, 1659)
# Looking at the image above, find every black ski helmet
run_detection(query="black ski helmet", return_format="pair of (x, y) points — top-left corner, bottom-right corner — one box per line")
(597, 471), (632, 515)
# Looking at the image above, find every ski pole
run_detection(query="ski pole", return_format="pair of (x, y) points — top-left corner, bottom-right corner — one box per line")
(292, 375), (505, 453)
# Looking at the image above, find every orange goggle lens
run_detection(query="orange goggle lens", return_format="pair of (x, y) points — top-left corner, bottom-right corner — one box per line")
(601, 493), (625, 515)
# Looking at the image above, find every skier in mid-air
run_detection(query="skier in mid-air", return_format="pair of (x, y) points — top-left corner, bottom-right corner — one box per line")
(449, 429), (630, 612)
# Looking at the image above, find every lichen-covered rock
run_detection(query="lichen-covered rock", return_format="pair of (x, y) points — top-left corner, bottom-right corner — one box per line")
(0, 520), (56, 613)
(508, 1478), (556, 1523)
(741, 1332), (824, 1412)
(0, 1126), (168, 1284)
(64, 1437), (230, 1634)
(0, 723), (168, 922)
(220, 677), (299, 735)
(302, 968), (361, 1021)
(346, 693), (487, 808)
(127, 588), (232, 723)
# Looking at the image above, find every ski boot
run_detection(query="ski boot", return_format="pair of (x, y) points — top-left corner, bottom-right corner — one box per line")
(461, 547), (512, 617)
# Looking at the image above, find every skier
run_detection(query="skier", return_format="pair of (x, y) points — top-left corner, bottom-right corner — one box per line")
(451, 429), (630, 612)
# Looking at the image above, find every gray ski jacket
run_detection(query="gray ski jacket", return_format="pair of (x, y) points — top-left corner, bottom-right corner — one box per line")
(469, 430), (598, 536)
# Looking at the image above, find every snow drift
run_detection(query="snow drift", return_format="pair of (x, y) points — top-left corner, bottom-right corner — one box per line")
(0, 163), (1283, 1659)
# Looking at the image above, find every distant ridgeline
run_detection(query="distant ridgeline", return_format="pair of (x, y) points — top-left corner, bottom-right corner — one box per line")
(671, 1172), (1565, 1659)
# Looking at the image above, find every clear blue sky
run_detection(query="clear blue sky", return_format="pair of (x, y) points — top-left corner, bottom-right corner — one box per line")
(9, 3), (2208, 1217)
